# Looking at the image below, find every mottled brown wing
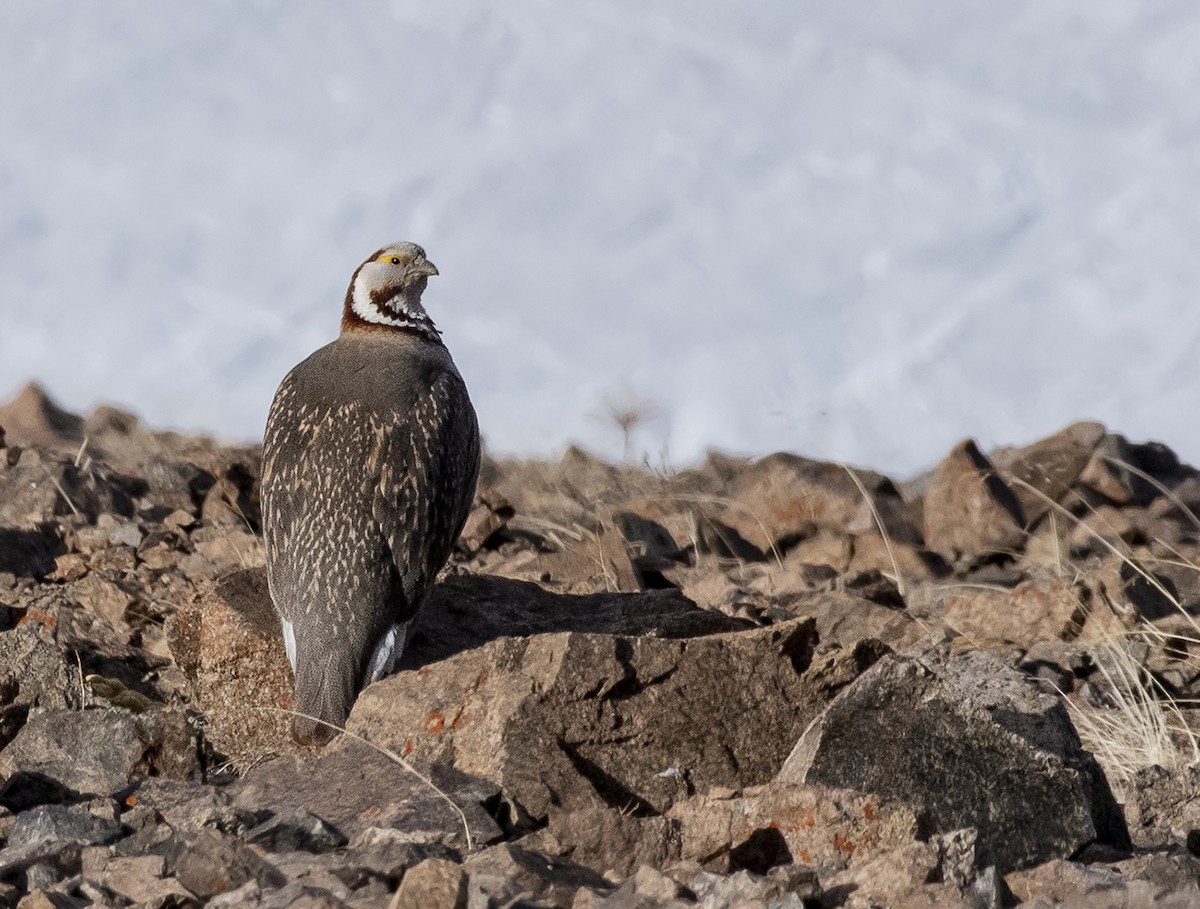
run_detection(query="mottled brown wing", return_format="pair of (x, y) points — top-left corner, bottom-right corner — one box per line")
(261, 372), (312, 622)
(371, 370), (480, 610)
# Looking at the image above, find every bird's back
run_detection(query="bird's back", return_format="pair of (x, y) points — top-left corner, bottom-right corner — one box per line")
(262, 331), (479, 737)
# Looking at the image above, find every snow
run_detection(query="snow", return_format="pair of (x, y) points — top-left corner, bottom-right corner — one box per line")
(2, 0), (1199, 477)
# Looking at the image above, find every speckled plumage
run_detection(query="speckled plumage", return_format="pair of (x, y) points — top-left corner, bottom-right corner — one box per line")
(262, 243), (480, 744)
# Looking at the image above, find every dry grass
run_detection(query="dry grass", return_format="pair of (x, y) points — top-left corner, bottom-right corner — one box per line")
(1065, 632), (1200, 791)
(1005, 474), (1200, 786)
(843, 463), (905, 597)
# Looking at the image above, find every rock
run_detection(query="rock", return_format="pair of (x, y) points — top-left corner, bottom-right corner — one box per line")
(346, 619), (881, 821)
(1078, 433), (1191, 507)
(178, 530), (265, 582)
(463, 842), (612, 908)
(529, 804), (682, 879)
(666, 782), (920, 872)
(1004, 858), (1168, 908)
(90, 853), (198, 907)
(0, 453), (142, 528)
(456, 490), (514, 557)
(168, 568), (748, 766)
(847, 533), (948, 581)
(1123, 765), (1200, 848)
(0, 626), (79, 711)
(514, 529), (642, 593)
(69, 573), (134, 625)
(0, 383), (84, 450)
(165, 568), (294, 765)
(612, 511), (684, 578)
(923, 439), (1027, 559)
(7, 804), (124, 849)
(406, 573), (751, 666)
(583, 864), (694, 908)
(719, 452), (910, 552)
(391, 856), (468, 909)
(780, 646), (1130, 872)
(167, 828), (287, 900)
(233, 740), (502, 849)
(245, 806), (348, 854)
(991, 421), (1107, 524)
(941, 577), (1090, 647)
(16, 891), (87, 909)
(692, 513), (768, 563)
(0, 708), (152, 802)
(686, 865), (821, 909)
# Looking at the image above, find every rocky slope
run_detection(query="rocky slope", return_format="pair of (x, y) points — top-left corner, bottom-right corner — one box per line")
(0, 381), (1199, 907)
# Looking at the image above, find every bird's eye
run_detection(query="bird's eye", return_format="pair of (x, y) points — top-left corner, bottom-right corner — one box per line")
(391, 257), (402, 265)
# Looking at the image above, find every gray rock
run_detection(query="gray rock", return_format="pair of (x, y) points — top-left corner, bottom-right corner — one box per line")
(688, 865), (818, 909)
(234, 741), (502, 850)
(923, 439), (1027, 559)
(246, 806), (348, 854)
(463, 843), (611, 908)
(8, 804), (124, 849)
(0, 626), (79, 710)
(1, 707), (146, 800)
(780, 646), (1130, 872)
(167, 828), (287, 900)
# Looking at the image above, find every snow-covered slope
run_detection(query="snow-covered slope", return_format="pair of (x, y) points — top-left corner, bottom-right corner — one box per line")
(2, 1), (1199, 476)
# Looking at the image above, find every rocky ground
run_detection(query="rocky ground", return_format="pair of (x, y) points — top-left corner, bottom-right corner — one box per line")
(0, 382), (1199, 908)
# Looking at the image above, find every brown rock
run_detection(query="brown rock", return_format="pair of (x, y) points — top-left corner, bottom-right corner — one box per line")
(345, 618), (880, 820)
(16, 892), (86, 909)
(69, 574), (133, 625)
(169, 828), (286, 899)
(1004, 858), (1140, 907)
(991, 421), (1107, 524)
(0, 383), (84, 450)
(666, 782), (919, 871)
(509, 529), (640, 593)
(165, 569), (294, 766)
(780, 591), (922, 652)
(456, 489), (514, 557)
(941, 578), (1090, 647)
(923, 439), (1027, 559)
(167, 568), (748, 766)
(719, 452), (906, 552)
(848, 533), (948, 581)
(178, 530), (265, 582)
(1077, 433), (1190, 507)
(391, 856), (467, 909)
(781, 529), (852, 573)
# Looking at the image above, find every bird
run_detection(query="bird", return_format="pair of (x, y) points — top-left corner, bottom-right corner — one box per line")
(261, 241), (480, 745)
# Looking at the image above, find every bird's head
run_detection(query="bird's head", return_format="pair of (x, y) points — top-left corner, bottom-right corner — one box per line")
(341, 241), (443, 340)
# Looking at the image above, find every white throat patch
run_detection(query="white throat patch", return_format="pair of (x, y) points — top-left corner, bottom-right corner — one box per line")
(350, 273), (441, 340)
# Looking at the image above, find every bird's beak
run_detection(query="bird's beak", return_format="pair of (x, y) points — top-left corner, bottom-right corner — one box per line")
(411, 260), (439, 278)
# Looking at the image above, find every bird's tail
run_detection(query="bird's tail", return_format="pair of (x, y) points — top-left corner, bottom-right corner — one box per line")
(290, 645), (357, 746)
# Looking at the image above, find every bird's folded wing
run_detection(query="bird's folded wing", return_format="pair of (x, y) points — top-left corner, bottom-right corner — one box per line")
(371, 371), (480, 606)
